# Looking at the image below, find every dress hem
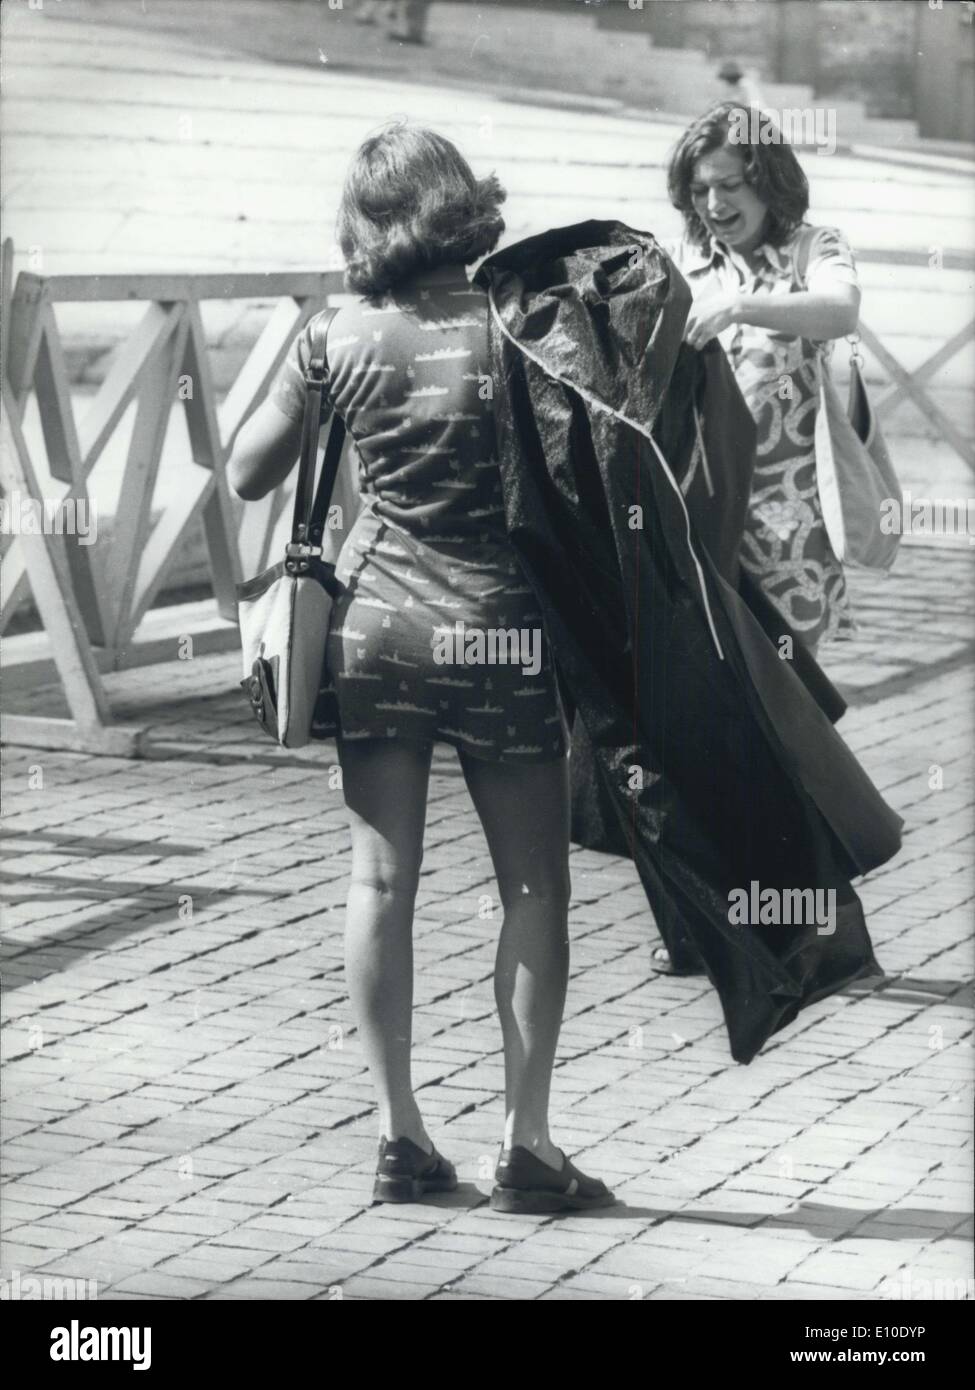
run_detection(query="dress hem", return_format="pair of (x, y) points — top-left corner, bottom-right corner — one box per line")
(312, 726), (568, 765)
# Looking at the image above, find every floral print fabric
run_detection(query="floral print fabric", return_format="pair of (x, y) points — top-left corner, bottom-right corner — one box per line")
(673, 224), (859, 648)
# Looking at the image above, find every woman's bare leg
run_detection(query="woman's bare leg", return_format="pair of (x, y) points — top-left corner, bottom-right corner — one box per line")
(458, 752), (571, 1167)
(337, 737), (433, 1150)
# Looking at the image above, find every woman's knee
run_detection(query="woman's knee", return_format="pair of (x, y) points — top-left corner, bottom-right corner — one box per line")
(348, 846), (423, 903)
(339, 738), (430, 904)
(497, 861), (571, 916)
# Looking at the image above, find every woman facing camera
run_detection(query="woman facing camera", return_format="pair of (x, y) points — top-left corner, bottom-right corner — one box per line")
(667, 102), (862, 657)
(228, 124), (612, 1214)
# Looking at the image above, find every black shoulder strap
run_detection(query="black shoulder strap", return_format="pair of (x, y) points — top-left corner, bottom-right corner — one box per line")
(291, 305), (347, 549)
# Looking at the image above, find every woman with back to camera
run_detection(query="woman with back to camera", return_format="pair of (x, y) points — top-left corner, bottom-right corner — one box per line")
(228, 123), (613, 1215)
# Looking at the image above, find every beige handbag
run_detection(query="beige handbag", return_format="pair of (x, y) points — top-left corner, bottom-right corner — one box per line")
(813, 338), (902, 571)
(795, 228), (902, 571)
(236, 307), (346, 747)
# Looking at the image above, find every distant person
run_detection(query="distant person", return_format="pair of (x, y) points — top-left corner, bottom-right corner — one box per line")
(354, 0), (430, 45)
(353, 0), (384, 25)
(391, 0), (431, 44)
(715, 59), (765, 110)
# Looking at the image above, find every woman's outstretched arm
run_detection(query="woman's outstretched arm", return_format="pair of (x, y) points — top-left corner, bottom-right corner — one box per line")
(684, 282), (860, 350)
(227, 397), (303, 500)
(683, 225), (862, 349)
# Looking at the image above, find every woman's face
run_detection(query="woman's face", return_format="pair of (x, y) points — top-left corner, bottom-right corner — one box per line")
(689, 143), (768, 253)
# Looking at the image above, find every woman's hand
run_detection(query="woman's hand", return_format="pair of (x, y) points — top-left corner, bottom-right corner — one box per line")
(683, 290), (741, 350)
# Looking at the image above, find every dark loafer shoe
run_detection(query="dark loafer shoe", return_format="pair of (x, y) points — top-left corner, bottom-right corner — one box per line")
(373, 1135), (458, 1204)
(490, 1146), (616, 1214)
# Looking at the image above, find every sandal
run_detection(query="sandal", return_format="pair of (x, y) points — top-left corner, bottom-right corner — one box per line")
(490, 1145), (616, 1214)
(373, 1135), (458, 1203)
(649, 944), (706, 977)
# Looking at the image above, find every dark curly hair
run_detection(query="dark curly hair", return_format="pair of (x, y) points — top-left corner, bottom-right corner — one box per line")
(337, 123), (506, 300)
(667, 102), (809, 250)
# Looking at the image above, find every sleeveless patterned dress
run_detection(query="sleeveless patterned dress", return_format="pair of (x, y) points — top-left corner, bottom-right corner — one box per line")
(673, 224), (858, 649)
(270, 263), (567, 763)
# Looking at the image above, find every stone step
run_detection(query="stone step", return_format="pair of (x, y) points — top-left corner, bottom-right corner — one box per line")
(645, 45), (712, 70)
(761, 83), (817, 108)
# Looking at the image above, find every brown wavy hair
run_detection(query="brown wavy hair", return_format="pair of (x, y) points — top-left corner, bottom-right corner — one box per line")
(337, 123), (506, 299)
(667, 102), (809, 250)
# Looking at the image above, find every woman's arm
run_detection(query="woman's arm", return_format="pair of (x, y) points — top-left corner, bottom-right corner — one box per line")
(736, 283), (860, 339)
(684, 283), (860, 350)
(227, 397), (303, 501)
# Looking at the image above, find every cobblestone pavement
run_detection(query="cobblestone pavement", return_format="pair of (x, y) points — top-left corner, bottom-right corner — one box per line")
(2, 548), (973, 1301)
(2, 0), (973, 1304)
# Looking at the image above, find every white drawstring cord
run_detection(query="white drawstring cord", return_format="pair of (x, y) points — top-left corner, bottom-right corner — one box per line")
(692, 404), (715, 498)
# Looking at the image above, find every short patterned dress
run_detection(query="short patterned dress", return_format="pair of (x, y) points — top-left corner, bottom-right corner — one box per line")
(673, 223), (858, 648)
(270, 263), (567, 763)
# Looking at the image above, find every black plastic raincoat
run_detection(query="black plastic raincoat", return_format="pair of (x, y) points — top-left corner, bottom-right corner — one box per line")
(476, 221), (902, 1063)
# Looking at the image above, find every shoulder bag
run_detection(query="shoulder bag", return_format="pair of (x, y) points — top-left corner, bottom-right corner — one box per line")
(795, 226), (901, 571)
(235, 307), (347, 747)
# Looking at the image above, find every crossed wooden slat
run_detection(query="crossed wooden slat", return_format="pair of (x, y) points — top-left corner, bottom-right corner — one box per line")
(1, 248), (344, 752)
(1, 244), (971, 755)
(860, 318), (975, 475)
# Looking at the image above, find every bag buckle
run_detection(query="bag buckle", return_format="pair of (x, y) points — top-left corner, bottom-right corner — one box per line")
(246, 674), (264, 717)
(285, 540), (322, 576)
(286, 539), (322, 559)
(846, 331), (864, 367)
(305, 356), (327, 387)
